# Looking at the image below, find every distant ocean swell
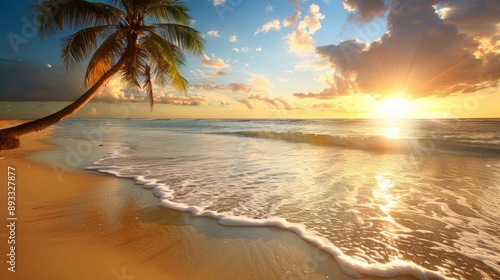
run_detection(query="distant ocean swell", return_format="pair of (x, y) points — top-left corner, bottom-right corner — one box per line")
(229, 131), (500, 157)
(87, 148), (450, 280)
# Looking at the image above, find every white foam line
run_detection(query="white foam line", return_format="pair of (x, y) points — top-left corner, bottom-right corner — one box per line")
(89, 162), (450, 280)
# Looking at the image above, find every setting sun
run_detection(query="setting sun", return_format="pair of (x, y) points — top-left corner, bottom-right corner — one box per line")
(376, 98), (414, 119)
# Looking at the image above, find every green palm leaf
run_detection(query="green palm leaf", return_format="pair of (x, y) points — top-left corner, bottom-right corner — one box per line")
(121, 43), (149, 91)
(142, 31), (188, 93)
(61, 25), (117, 70)
(140, 0), (193, 25)
(149, 23), (204, 56)
(143, 64), (155, 110)
(34, 0), (123, 38)
(85, 29), (127, 86)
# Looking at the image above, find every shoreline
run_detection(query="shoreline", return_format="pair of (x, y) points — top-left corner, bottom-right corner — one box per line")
(0, 120), (417, 279)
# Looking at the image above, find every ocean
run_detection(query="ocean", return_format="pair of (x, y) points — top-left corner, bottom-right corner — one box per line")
(53, 118), (500, 280)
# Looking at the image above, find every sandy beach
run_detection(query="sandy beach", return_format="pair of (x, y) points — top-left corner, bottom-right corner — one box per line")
(0, 120), (422, 280)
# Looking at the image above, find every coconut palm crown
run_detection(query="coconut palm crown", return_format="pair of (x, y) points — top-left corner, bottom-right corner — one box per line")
(0, 0), (204, 149)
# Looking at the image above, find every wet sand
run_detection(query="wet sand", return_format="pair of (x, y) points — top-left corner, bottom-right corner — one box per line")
(0, 120), (416, 280)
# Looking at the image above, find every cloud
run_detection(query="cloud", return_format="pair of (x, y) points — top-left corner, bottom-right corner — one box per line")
(287, 29), (316, 55)
(297, 0), (500, 99)
(286, 4), (325, 55)
(81, 74), (210, 106)
(229, 82), (252, 93)
(191, 74), (272, 95)
(283, 10), (301, 27)
(249, 74), (273, 94)
(299, 4), (325, 34)
(0, 58), (85, 102)
(233, 47), (261, 53)
(277, 77), (290, 82)
(191, 81), (251, 94)
(254, 19), (282, 36)
(156, 94), (209, 106)
(229, 35), (238, 42)
(93, 76), (210, 106)
(189, 69), (229, 82)
(89, 107), (100, 116)
(265, 4), (274, 12)
(93, 77), (127, 102)
(210, 70), (229, 77)
(239, 94), (292, 110)
(294, 73), (359, 99)
(294, 59), (330, 70)
(201, 55), (230, 69)
(439, 0), (500, 52)
(207, 30), (221, 37)
(211, 0), (225, 6)
(342, 0), (387, 22)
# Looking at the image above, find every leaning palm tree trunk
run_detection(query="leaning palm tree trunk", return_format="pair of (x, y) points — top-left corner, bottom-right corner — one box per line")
(0, 56), (126, 140)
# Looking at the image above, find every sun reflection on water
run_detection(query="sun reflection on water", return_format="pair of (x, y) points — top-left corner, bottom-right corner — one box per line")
(383, 126), (400, 138)
(372, 174), (407, 263)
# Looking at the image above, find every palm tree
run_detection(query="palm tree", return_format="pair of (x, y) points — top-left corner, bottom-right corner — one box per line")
(0, 0), (204, 149)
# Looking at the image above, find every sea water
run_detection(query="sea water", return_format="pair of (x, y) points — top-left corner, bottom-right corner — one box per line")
(54, 119), (500, 279)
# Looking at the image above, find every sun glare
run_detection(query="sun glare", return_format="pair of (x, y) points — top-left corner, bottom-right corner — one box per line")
(376, 98), (414, 119)
(383, 126), (400, 138)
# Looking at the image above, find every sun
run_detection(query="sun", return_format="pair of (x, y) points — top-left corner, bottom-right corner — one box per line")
(376, 98), (414, 119)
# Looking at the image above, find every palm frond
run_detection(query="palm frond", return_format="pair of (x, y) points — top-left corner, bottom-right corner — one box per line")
(140, 0), (193, 25)
(33, 0), (123, 38)
(85, 29), (127, 86)
(142, 31), (189, 92)
(61, 25), (117, 70)
(108, 0), (134, 23)
(149, 23), (204, 56)
(121, 43), (149, 91)
(143, 65), (154, 110)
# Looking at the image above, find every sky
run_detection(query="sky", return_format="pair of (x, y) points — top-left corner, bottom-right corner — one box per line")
(0, 0), (499, 119)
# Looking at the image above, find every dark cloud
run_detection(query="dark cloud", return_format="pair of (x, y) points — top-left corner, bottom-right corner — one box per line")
(0, 58), (85, 102)
(0, 58), (209, 106)
(441, 0), (500, 39)
(343, 0), (388, 22)
(293, 79), (356, 99)
(296, 0), (500, 100)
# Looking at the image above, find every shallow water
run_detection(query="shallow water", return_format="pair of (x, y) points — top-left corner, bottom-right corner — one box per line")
(55, 119), (500, 279)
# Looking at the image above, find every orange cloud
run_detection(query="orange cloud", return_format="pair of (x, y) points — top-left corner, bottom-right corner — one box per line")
(201, 55), (230, 69)
(286, 4), (325, 55)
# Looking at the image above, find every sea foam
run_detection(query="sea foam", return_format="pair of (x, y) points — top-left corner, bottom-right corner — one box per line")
(87, 148), (450, 280)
